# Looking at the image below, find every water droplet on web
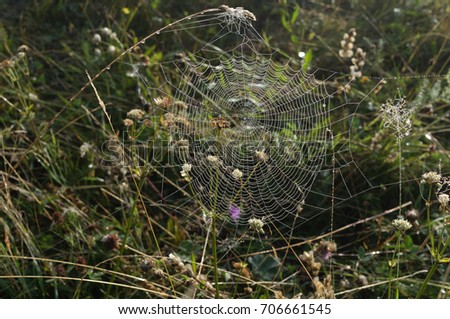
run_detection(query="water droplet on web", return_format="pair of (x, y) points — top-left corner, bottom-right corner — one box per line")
(156, 31), (160, 35)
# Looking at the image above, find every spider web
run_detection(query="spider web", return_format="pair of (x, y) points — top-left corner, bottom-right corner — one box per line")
(125, 7), (374, 230)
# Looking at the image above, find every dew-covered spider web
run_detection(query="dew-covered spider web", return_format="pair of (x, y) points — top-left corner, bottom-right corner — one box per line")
(124, 6), (375, 232)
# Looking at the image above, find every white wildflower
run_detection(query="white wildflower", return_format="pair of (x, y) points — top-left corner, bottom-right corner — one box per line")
(100, 27), (112, 36)
(255, 150), (269, 163)
(248, 218), (265, 234)
(180, 163), (192, 180)
(380, 95), (412, 140)
(206, 155), (220, 165)
(127, 109), (145, 120)
(392, 217), (412, 232)
(123, 118), (134, 126)
(79, 142), (91, 158)
(28, 92), (39, 101)
(91, 33), (101, 45)
(421, 171), (441, 184)
(232, 169), (243, 180)
(94, 48), (102, 57)
(438, 194), (449, 211)
(107, 45), (116, 55)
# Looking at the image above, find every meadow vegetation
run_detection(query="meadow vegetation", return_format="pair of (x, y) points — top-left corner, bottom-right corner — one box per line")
(0, 0), (449, 298)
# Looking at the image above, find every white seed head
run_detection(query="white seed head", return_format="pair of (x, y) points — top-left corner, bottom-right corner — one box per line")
(206, 155), (220, 165)
(392, 217), (412, 232)
(248, 218), (265, 234)
(107, 45), (116, 55)
(79, 142), (91, 158)
(180, 163), (192, 179)
(100, 27), (112, 36)
(255, 150), (269, 163)
(91, 33), (101, 45)
(231, 168), (243, 180)
(438, 193), (449, 210)
(127, 109), (145, 120)
(421, 171), (441, 184)
(123, 118), (134, 126)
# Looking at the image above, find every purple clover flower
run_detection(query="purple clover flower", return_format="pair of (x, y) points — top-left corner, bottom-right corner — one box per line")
(229, 205), (240, 222)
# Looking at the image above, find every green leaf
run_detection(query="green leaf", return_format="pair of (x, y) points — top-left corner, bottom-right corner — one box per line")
(403, 235), (413, 249)
(291, 4), (300, 25)
(358, 246), (366, 259)
(302, 49), (313, 71)
(281, 14), (291, 32)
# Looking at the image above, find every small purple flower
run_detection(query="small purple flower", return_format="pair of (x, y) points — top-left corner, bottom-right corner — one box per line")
(229, 205), (240, 222)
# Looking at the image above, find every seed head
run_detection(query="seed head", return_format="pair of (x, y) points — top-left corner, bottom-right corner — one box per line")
(127, 109), (145, 120)
(248, 217), (265, 234)
(231, 168), (243, 180)
(255, 150), (269, 163)
(123, 118), (134, 126)
(206, 155), (220, 165)
(392, 217), (412, 232)
(438, 193), (449, 211)
(91, 33), (101, 45)
(180, 163), (192, 180)
(101, 233), (121, 250)
(421, 171), (441, 184)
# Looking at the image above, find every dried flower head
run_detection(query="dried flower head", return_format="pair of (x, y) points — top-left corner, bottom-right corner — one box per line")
(392, 217), (412, 232)
(79, 142), (91, 158)
(127, 109), (145, 120)
(380, 94), (412, 140)
(255, 150), (269, 163)
(94, 48), (102, 57)
(248, 217), (265, 234)
(107, 45), (117, 55)
(313, 274), (335, 299)
(315, 240), (337, 260)
(91, 33), (101, 45)
(173, 100), (188, 110)
(339, 28), (357, 58)
(405, 209), (419, 223)
(421, 171), (442, 184)
(438, 193), (449, 211)
(123, 118), (134, 126)
(231, 168), (243, 180)
(180, 163), (192, 180)
(100, 27), (112, 36)
(206, 155), (220, 165)
(211, 116), (231, 129)
(101, 233), (121, 250)
(220, 5), (256, 22)
(299, 250), (321, 277)
(154, 96), (173, 108)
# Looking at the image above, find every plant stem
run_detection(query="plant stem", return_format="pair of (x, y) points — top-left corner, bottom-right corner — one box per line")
(212, 214), (220, 298)
(416, 258), (439, 299)
(388, 233), (402, 299)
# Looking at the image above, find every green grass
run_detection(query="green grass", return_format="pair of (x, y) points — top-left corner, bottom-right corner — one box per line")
(1, 0), (449, 298)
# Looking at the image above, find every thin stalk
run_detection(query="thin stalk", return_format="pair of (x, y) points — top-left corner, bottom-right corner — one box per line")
(388, 233), (402, 299)
(416, 230), (450, 298)
(398, 139), (403, 216)
(416, 258), (439, 298)
(212, 214), (220, 298)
